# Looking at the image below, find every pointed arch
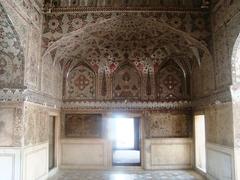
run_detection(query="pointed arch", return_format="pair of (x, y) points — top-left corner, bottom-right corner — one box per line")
(155, 60), (188, 101)
(112, 62), (141, 100)
(64, 61), (96, 100)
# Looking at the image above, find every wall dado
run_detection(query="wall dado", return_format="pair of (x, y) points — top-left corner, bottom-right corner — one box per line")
(59, 138), (193, 170)
(0, 143), (49, 180)
(59, 110), (193, 170)
(60, 139), (111, 169)
(194, 101), (235, 179)
(144, 138), (193, 170)
(206, 143), (234, 180)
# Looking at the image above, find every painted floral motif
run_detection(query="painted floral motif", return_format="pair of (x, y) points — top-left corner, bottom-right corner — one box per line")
(65, 64), (96, 100)
(149, 113), (191, 138)
(113, 64), (141, 100)
(48, 19), (60, 30)
(156, 61), (187, 101)
(72, 18), (83, 29)
(65, 114), (102, 138)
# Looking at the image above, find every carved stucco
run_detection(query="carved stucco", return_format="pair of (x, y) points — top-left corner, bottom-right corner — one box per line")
(23, 102), (60, 146)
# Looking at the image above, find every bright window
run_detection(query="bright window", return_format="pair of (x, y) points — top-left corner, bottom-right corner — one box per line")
(195, 115), (206, 173)
(112, 118), (134, 149)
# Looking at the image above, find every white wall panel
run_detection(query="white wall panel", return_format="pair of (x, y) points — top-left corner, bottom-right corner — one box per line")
(23, 143), (49, 180)
(144, 138), (193, 170)
(61, 139), (111, 169)
(0, 148), (21, 180)
(206, 143), (234, 180)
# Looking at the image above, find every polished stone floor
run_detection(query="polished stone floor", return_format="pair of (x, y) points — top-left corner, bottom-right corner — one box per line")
(48, 169), (205, 180)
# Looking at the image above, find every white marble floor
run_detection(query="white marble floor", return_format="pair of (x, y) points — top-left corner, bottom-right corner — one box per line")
(48, 169), (205, 180)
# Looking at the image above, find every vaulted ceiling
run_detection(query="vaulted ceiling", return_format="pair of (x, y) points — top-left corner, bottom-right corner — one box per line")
(43, 15), (211, 76)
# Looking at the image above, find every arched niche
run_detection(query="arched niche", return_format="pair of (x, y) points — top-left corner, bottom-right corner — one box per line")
(155, 60), (186, 101)
(65, 63), (96, 100)
(0, 4), (24, 88)
(112, 63), (141, 100)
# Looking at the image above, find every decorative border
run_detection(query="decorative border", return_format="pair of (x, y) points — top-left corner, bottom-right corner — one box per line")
(62, 100), (191, 110)
(43, 6), (209, 14)
(0, 88), (191, 110)
(0, 89), (25, 102)
(0, 88), (62, 108)
(0, 87), (233, 109)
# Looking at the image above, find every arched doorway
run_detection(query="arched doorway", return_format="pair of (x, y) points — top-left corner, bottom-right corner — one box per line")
(231, 33), (240, 180)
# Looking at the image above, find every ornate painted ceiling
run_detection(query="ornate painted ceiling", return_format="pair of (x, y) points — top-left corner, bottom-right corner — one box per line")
(44, 0), (210, 9)
(43, 14), (210, 75)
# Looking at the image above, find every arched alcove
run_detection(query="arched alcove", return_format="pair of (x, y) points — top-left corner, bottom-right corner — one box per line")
(112, 63), (141, 100)
(155, 60), (186, 101)
(65, 63), (96, 100)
